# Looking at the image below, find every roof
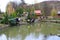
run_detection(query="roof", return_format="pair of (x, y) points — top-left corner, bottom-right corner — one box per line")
(34, 10), (41, 13)
(34, 10), (41, 15)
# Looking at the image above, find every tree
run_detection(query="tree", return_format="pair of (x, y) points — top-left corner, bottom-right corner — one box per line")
(31, 6), (35, 12)
(16, 7), (24, 17)
(1, 12), (9, 24)
(26, 8), (31, 13)
(10, 12), (17, 18)
(51, 8), (57, 17)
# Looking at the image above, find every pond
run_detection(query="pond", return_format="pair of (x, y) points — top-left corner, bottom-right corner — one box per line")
(0, 22), (60, 40)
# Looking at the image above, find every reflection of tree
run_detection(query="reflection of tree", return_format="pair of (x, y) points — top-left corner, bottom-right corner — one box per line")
(34, 23), (41, 38)
(43, 35), (48, 40)
(0, 23), (42, 40)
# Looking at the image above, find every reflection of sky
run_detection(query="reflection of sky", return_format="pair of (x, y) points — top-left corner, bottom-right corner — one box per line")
(24, 33), (60, 40)
(25, 33), (44, 40)
(8, 34), (22, 40)
(0, 34), (60, 40)
(47, 35), (60, 40)
(0, 34), (7, 40)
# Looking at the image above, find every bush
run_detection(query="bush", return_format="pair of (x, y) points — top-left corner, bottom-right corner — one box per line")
(16, 8), (24, 17)
(10, 12), (17, 18)
(1, 13), (9, 24)
(51, 8), (57, 17)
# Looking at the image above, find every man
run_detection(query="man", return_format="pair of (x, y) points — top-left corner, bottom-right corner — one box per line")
(27, 12), (35, 23)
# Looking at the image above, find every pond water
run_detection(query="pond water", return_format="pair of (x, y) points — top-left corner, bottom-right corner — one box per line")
(0, 22), (60, 40)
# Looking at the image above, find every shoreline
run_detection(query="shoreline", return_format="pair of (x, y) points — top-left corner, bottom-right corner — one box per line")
(0, 20), (60, 30)
(42, 20), (60, 23)
(0, 24), (9, 30)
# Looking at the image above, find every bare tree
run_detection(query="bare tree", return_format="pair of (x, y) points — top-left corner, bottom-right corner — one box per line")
(21, 0), (25, 4)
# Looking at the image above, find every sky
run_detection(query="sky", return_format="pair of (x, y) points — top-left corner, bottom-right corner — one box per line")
(0, 0), (45, 12)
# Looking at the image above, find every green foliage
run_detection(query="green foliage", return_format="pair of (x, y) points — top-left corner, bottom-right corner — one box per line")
(42, 10), (45, 16)
(16, 7), (24, 17)
(26, 7), (34, 13)
(26, 8), (31, 13)
(1, 12), (9, 24)
(9, 18), (17, 26)
(27, 12), (37, 19)
(10, 12), (17, 18)
(31, 7), (35, 12)
(51, 8), (57, 17)
(1, 12), (18, 25)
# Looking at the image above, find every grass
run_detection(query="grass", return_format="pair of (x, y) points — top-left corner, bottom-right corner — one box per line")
(47, 18), (60, 20)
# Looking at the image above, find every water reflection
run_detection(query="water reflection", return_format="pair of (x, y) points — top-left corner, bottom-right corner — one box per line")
(25, 33), (44, 40)
(9, 34), (22, 40)
(0, 22), (60, 40)
(0, 33), (60, 40)
(47, 35), (60, 40)
(0, 34), (7, 40)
